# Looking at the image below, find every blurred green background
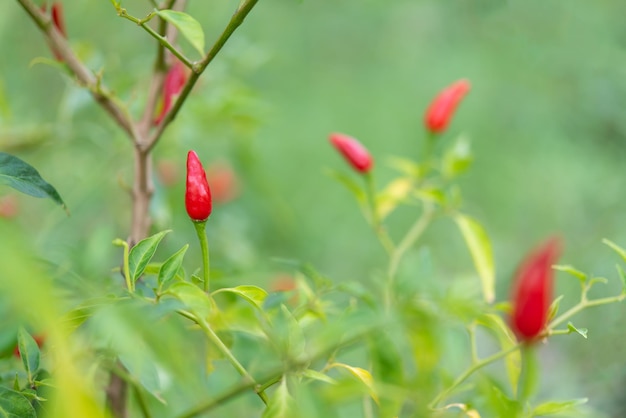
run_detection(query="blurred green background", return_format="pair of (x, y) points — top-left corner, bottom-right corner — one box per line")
(1, 0), (626, 415)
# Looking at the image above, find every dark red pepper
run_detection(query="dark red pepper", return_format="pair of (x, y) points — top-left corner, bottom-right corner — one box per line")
(510, 237), (562, 342)
(41, 2), (67, 61)
(424, 79), (471, 134)
(185, 151), (212, 222)
(154, 60), (187, 125)
(329, 133), (373, 174)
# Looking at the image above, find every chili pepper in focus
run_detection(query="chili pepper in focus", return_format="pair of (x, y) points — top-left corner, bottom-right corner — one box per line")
(510, 237), (562, 342)
(154, 60), (187, 125)
(185, 151), (212, 222)
(424, 79), (471, 134)
(329, 133), (373, 174)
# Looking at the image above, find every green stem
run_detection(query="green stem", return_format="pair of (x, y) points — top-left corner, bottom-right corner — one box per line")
(549, 294), (626, 329)
(113, 239), (133, 292)
(429, 344), (521, 409)
(364, 172), (394, 255)
(178, 310), (268, 405)
(193, 221), (210, 292)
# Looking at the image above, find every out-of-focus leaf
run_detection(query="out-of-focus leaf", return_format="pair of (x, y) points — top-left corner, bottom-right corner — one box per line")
(531, 398), (588, 415)
(0, 387), (37, 418)
(212, 285), (268, 309)
(414, 187), (446, 206)
(155, 10), (205, 55)
(547, 295), (564, 321)
(376, 177), (413, 220)
(17, 328), (40, 384)
(165, 282), (212, 318)
(454, 214), (495, 303)
(302, 369), (338, 385)
(0, 152), (66, 211)
(616, 264), (626, 294)
(325, 168), (366, 204)
(158, 244), (188, 291)
(129, 230), (170, 284)
(386, 156), (423, 179)
(329, 363), (378, 404)
(603, 238), (626, 262)
(553, 265), (587, 284)
(443, 135), (473, 178)
(262, 378), (296, 418)
(567, 322), (588, 339)
(476, 314), (520, 395)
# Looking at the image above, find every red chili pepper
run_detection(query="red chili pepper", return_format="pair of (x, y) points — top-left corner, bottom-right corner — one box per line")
(510, 237), (562, 342)
(424, 79), (471, 134)
(329, 133), (373, 174)
(154, 60), (187, 125)
(185, 151), (212, 222)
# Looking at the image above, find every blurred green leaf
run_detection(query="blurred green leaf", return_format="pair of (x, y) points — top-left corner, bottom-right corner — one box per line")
(158, 244), (189, 291)
(325, 168), (366, 204)
(329, 363), (378, 404)
(454, 214), (495, 303)
(0, 387), (37, 418)
(603, 239), (626, 262)
(262, 378), (296, 418)
(531, 398), (588, 415)
(376, 177), (413, 220)
(476, 314), (521, 395)
(17, 328), (40, 385)
(616, 264), (626, 293)
(212, 285), (268, 309)
(129, 230), (170, 284)
(386, 156), (423, 179)
(547, 295), (564, 322)
(414, 187), (446, 206)
(155, 10), (205, 56)
(302, 369), (337, 385)
(443, 135), (473, 178)
(567, 322), (588, 339)
(165, 282), (212, 318)
(0, 152), (66, 211)
(553, 265), (587, 284)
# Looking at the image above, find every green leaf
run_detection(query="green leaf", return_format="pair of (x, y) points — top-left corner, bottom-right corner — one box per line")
(212, 285), (268, 309)
(0, 152), (66, 211)
(128, 230), (170, 284)
(476, 314), (520, 395)
(17, 328), (40, 385)
(155, 10), (205, 56)
(454, 214), (495, 303)
(553, 265), (587, 284)
(547, 295), (565, 321)
(165, 282), (212, 318)
(603, 238), (626, 262)
(376, 177), (413, 220)
(414, 187), (446, 206)
(616, 264), (626, 293)
(567, 322), (588, 339)
(532, 398), (588, 415)
(157, 244), (188, 291)
(0, 387), (37, 418)
(302, 369), (338, 385)
(262, 378), (296, 418)
(325, 168), (366, 204)
(385, 156), (423, 179)
(329, 363), (378, 404)
(442, 135), (473, 178)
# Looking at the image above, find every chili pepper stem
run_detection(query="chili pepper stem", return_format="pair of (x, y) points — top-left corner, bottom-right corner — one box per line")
(193, 220), (211, 292)
(364, 172), (394, 255)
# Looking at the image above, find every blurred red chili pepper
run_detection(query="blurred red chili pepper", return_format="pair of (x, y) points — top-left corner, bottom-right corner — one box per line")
(510, 237), (562, 342)
(424, 79), (471, 134)
(154, 60), (187, 125)
(13, 334), (45, 358)
(206, 161), (240, 204)
(0, 195), (19, 219)
(185, 151), (212, 222)
(41, 2), (67, 61)
(329, 133), (373, 174)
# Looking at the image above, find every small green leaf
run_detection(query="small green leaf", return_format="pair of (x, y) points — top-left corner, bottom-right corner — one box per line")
(261, 378), (296, 418)
(414, 187), (446, 206)
(603, 238), (626, 262)
(325, 168), (366, 204)
(616, 264), (626, 293)
(212, 285), (268, 309)
(376, 177), (413, 220)
(165, 282), (212, 318)
(156, 10), (205, 56)
(157, 244), (188, 291)
(567, 322), (588, 339)
(588, 276), (609, 288)
(454, 214), (495, 303)
(442, 135), (473, 178)
(128, 230), (170, 283)
(17, 328), (40, 384)
(385, 156), (423, 179)
(532, 398), (588, 415)
(12, 374), (19, 391)
(302, 369), (338, 385)
(0, 387), (37, 418)
(553, 265), (587, 283)
(0, 152), (66, 211)
(547, 295), (565, 321)
(329, 363), (378, 404)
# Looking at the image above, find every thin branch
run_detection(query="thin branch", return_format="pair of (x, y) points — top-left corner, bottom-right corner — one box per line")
(144, 0), (260, 152)
(17, 0), (138, 141)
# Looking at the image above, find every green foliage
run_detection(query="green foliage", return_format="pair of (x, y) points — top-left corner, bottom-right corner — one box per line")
(155, 10), (206, 56)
